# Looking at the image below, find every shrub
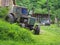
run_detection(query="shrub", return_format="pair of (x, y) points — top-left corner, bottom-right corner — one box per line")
(0, 7), (9, 18)
(0, 20), (34, 42)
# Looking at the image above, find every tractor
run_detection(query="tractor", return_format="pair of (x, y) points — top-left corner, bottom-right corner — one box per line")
(5, 0), (40, 34)
(5, 5), (40, 35)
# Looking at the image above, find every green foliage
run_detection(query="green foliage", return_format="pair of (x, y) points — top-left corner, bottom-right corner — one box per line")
(0, 7), (9, 18)
(54, 9), (60, 19)
(16, 0), (60, 20)
(41, 24), (60, 35)
(0, 20), (34, 42)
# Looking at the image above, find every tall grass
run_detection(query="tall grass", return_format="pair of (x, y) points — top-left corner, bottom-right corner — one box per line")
(0, 20), (60, 45)
(0, 7), (9, 18)
(41, 24), (60, 35)
(0, 20), (34, 43)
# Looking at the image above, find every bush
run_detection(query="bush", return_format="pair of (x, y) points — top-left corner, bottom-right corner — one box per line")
(0, 20), (34, 42)
(0, 7), (9, 18)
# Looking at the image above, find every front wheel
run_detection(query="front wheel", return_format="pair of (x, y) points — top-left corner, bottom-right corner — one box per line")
(34, 25), (40, 35)
(34, 29), (40, 35)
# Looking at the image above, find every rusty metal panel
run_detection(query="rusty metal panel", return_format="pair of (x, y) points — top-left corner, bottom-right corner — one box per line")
(2, 0), (9, 6)
(0, 0), (13, 6)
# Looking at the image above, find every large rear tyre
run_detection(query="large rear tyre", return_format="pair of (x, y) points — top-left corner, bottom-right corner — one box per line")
(5, 14), (15, 23)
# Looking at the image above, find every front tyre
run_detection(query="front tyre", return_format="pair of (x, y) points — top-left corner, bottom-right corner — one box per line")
(34, 25), (40, 35)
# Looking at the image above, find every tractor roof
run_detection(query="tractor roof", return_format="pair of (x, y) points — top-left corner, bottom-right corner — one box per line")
(14, 5), (27, 9)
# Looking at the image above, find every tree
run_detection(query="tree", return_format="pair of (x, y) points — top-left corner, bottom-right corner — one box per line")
(16, 0), (60, 24)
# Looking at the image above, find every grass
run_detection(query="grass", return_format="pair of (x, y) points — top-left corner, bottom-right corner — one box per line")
(0, 20), (34, 43)
(41, 24), (60, 35)
(0, 19), (60, 45)
(0, 29), (60, 45)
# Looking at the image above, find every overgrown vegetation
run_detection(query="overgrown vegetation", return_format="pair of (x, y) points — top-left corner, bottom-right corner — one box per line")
(16, 0), (60, 23)
(41, 24), (60, 35)
(0, 7), (9, 18)
(0, 21), (60, 45)
(0, 20), (34, 43)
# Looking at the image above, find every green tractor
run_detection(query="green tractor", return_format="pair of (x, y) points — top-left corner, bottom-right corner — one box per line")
(5, 5), (40, 34)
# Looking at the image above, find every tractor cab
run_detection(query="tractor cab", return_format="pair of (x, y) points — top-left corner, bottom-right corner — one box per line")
(6, 5), (28, 23)
(12, 6), (28, 18)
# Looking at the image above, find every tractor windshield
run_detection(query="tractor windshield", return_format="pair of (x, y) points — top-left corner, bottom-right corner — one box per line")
(28, 17), (36, 25)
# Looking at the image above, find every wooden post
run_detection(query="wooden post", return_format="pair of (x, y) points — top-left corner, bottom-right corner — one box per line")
(0, 0), (1, 6)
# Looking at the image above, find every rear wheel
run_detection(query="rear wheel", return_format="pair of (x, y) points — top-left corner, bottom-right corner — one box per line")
(5, 14), (15, 23)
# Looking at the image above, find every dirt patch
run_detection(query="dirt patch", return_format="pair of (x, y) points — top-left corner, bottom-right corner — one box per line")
(40, 30), (46, 34)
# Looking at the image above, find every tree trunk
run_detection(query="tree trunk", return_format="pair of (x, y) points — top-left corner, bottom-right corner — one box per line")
(55, 16), (58, 24)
